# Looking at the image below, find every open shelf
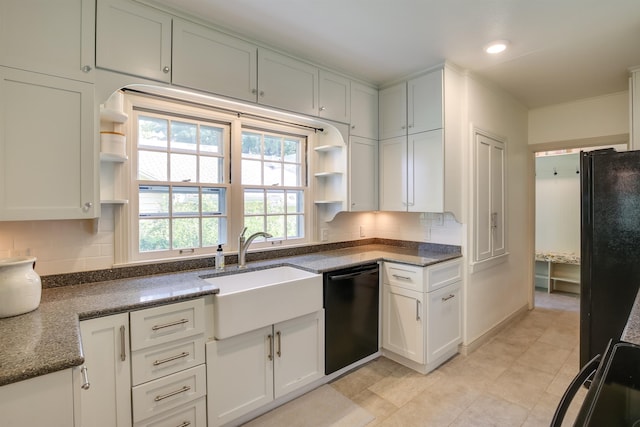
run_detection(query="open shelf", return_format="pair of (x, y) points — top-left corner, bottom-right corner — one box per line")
(100, 107), (128, 123)
(314, 144), (342, 152)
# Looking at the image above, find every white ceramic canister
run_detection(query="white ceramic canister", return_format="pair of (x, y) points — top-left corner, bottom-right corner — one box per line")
(0, 257), (42, 318)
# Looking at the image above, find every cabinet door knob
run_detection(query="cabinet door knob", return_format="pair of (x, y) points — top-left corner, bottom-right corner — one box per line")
(259, 91), (265, 97)
(163, 66), (170, 73)
(82, 202), (93, 212)
(251, 88), (257, 95)
(319, 106), (326, 111)
(351, 125), (356, 129)
(81, 65), (92, 73)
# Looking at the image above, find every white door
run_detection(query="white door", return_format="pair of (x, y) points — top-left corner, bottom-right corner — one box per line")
(319, 70), (350, 122)
(258, 48), (318, 116)
(349, 137), (378, 211)
(274, 310), (325, 398)
(378, 82), (407, 140)
(379, 136), (407, 211)
(172, 19), (258, 102)
(0, 67), (97, 220)
(350, 82), (378, 139)
(426, 282), (462, 364)
(407, 70), (443, 134)
(382, 285), (424, 364)
(0, 0), (95, 82)
(410, 129), (444, 212)
(75, 314), (131, 427)
(96, 0), (172, 82)
(206, 326), (273, 427)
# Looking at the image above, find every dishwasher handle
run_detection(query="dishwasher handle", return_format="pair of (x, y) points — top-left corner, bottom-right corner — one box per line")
(327, 266), (379, 281)
(550, 353), (601, 427)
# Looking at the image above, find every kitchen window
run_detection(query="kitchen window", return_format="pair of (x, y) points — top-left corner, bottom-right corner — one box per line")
(119, 94), (311, 264)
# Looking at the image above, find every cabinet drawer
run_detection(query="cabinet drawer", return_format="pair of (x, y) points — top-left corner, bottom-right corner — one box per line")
(426, 259), (462, 292)
(133, 396), (207, 427)
(131, 299), (205, 351)
(383, 263), (424, 291)
(132, 336), (205, 386)
(132, 364), (206, 423)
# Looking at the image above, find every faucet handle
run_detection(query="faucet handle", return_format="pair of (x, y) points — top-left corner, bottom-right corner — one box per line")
(240, 227), (248, 238)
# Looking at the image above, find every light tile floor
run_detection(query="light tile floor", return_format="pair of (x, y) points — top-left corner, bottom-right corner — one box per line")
(330, 290), (586, 426)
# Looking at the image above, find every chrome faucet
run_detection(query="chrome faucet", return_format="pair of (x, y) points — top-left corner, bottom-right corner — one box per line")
(238, 227), (272, 268)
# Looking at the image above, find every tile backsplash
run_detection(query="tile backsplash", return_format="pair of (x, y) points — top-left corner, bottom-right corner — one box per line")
(0, 206), (462, 276)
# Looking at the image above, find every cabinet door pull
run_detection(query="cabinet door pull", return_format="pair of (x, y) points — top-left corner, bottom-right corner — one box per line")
(153, 352), (190, 366)
(267, 334), (273, 361)
(392, 274), (412, 280)
(276, 331), (282, 358)
(176, 422), (191, 427)
(416, 300), (421, 321)
(442, 294), (456, 302)
(120, 325), (126, 361)
(80, 366), (90, 390)
(152, 318), (189, 331)
(154, 385), (191, 402)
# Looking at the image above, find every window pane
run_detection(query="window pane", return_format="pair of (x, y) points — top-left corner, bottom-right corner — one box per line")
(200, 125), (223, 154)
(287, 191), (303, 213)
(139, 116), (167, 149)
(172, 186), (199, 215)
(244, 189), (264, 214)
(264, 162), (282, 186)
(200, 156), (223, 184)
(139, 185), (169, 216)
(267, 191), (285, 214)
(284, 139), (300, 162)
(283, 164), (300, 186)
(264, 135), (282, 161)
(242, 159), (262, 185)
(242, 132), (261, 158)
(202, 217), (224, 247)
(172, 218), (200, 249)
(266, 215), (285, 239)
(139, 218), (169, 252)
(244, 216), (265, 237)
(287, 215), (304, 238)
(171, 121), (197, 151)
(170, 153), (197, 183)
(202, 188), (224, 214)
(138, 151), (168, 181)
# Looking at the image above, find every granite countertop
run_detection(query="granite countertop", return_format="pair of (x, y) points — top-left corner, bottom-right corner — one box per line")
(0, 244), (460, 386)
(622, 289), (640, 346)
(535, 251), (580, 265)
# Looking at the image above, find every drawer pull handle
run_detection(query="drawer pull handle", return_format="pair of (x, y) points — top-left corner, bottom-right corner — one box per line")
(442, 294), (456, 302)
(153, 352), (190, 366)
(276, 331), (282, 357)
(80, 366), (90, 390)
(416, 300), (421, 321)
(154, 385), (191, 402)
(152, 318), (189, 331)
(176, 422), (191, 427)
(392, 274), (412, 280)
(120, 325), (126, 361)
(267, 334), (273, 361)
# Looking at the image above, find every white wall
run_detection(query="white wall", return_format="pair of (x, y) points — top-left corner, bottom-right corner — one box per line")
(535, 154), (580, 255)
(529, 91), (629, 145)
(463, 74), (531, 347)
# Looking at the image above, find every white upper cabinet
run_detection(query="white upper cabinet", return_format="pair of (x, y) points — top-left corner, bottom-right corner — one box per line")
(173, 19), (258, 103)
(350, 82), (378, 139)
(318, 70), (350, 123)
(349, 136), (378, 211)
(96, 0), (172, 82)
(379, 82), (407, 140)
(407, 70), (443, 134)
(0, 0), (95, 82)
(258, 48), (319, 116)
(0, 67), (97, 220)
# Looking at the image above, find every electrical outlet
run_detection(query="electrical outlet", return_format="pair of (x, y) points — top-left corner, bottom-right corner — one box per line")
(321, 228), (329, 241)
(359, 225), (365, 237)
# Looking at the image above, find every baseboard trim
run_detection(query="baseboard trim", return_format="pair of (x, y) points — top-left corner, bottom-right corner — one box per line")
(459, 303), (530, 356)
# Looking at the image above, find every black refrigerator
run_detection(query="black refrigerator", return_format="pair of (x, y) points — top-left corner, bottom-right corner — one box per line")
(580, 149), (640, 367)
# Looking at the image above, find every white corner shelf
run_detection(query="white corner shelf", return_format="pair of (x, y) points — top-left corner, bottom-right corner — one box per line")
(100, 199), (129, 205)
(99, 107), (128, 123)
(100, 152), (128, 163)
(314, 144), (342, 152)
(314, 171), (342, 177)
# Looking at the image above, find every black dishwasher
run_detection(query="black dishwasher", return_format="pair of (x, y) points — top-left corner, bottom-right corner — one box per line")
(324, 263), (379, 375)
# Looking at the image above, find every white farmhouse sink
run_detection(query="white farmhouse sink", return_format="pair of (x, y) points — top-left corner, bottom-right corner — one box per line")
(204, 266), (322, 339)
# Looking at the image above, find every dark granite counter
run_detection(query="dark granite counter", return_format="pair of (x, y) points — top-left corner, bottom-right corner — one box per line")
(0, 243), (461, 386)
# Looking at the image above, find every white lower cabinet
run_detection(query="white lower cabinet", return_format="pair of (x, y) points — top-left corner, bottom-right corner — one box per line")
(207, 310), (325, 426)
(0, 369), (75, 427)
(382, 259), (462, 374)
(75, 313), (132, 427)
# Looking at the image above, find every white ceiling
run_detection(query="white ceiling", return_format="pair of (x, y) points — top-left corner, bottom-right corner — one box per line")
(148, 0), (640, 108)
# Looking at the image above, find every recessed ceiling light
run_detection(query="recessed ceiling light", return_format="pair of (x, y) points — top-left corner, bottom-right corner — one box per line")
(484, 40), (509, 54)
